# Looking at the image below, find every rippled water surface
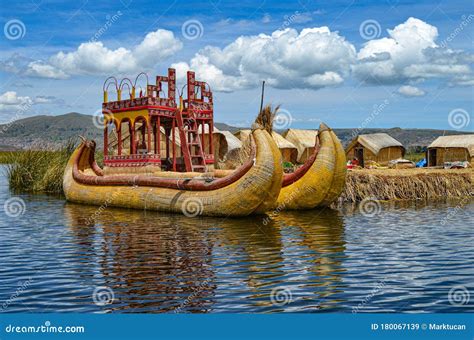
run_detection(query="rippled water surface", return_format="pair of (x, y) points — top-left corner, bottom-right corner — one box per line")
(0, 171), (472, 313)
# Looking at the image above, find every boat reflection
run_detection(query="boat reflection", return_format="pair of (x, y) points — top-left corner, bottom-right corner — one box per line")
(63, 203), (347, 312)
(271, 208), (346, 310)
(64, 203), (219, 313)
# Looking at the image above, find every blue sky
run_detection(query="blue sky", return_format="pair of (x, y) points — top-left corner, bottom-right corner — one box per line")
(0, 0), (472, 130)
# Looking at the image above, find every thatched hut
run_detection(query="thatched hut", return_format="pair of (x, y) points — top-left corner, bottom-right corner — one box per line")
(271, 131), (298, 163)
(346, 133), (405, 167)
(234, 129), (298, 163)
(213, 130), (242, 169)
(283, 129), (318, 163)
(427, 135), (474, 166)
(233, 129), (252, 143)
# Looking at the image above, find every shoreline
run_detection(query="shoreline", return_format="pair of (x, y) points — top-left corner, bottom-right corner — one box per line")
(339, 168), (473, 203)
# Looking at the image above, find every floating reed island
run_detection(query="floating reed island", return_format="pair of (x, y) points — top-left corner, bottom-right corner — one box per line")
(4, 141), (473, 206)
(340, 168), (473, 203)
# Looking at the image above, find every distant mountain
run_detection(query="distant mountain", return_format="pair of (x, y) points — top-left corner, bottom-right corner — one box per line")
(0, 112), (102, 150)
(214, 122), (240, 133)
(0, 113), (471, 151)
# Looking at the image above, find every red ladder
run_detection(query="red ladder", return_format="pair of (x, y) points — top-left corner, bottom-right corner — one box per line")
(176, 109), (206, 172)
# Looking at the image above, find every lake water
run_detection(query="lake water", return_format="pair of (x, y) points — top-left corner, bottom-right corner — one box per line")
(0, 171), (472, 313)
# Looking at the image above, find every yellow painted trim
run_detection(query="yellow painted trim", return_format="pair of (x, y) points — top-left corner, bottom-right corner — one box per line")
(104, 110), (151, 126)
(104, 117), (120, 128)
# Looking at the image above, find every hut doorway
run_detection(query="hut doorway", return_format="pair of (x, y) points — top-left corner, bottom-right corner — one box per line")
(428, 148), (437, 167)
(355, 147), (364, 167)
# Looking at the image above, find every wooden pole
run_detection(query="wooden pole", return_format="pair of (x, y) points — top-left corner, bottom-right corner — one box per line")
(209, 121), (214, 159)
(104, 124), (108, 157)
(157, 117), (161, 157)
(166, 128), (170, 159)
(117, 125), (122, 156)
(259, 81), (265, 114)
(130, 121), (135, 155)
(172, 119), (176, 171)
(147, 120), (151, 154)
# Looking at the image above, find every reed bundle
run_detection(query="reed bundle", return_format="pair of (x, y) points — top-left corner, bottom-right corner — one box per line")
(340, 169), (473, 203)
(254, 104), (280, 133)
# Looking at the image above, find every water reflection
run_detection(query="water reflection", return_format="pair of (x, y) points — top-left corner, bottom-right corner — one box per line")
(64, 204), (220, 313)
(272, 209), (346, 310)
(0, 189), (471, 313)
(63, 204), (349, 313)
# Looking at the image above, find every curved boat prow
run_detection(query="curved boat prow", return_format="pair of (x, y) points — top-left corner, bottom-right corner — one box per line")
(320, 127), (347, 206)
(252, 124), (283, 214)
(276, 123), (346, 210)
(63, 128), (282, 217)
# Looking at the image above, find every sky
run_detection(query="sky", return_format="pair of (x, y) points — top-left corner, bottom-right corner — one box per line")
(0, 0), (473, 131)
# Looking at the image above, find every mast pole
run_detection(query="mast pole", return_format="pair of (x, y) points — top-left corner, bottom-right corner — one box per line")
(259, 81), (265, 114)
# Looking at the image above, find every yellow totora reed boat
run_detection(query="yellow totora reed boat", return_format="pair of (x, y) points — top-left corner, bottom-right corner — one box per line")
(63, 69), (283, 217)
(63, 127), (282, 217)
(63, 69), (345, 216)
(276, 123), (347, 210)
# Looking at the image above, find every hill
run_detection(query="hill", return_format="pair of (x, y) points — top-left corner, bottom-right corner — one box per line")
(0, 112), (471, 151)
(0, 112), (102, 150)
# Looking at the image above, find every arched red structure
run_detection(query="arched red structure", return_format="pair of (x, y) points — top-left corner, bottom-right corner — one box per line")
(102, 68), (214, 172)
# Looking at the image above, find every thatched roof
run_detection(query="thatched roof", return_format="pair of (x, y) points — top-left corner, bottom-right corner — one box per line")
(233, 129), (252, 142)
(283, 129), (318, 162)
(347, 133), (404, 155)
(213, 131), (242, 157)
(271, 131), (297, 149)
(283, 129), (317, 147)
(272, 131), (298, 163)
(213, 130), (243, 169)
(234, 129), (298, 163)
(428, 135), (474, 157)
(234, 129), (297, 149)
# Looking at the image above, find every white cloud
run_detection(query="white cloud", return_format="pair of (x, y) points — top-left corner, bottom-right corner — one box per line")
(262, 13), (271, 23)
(397, 85), (426, 97)
(26, 61), (69, 79)
(133, 29), (183, 67)
(2, 17), (472, 93)
(0, 53), (32, 74)
(26, 29), (182, 79)
(33, 95), (59, 104)
(0, 91), (61, 112)
(0, 91), (31, 105)
(449, 74), (474, 87)
(353, 17), (473, 84)
(292, 12), (313, 24)
(172, 26), (356, 91)
(0, 91), (32, 112)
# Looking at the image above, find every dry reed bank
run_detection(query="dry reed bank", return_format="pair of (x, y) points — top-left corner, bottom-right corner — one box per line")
(340, 168), (473, 203)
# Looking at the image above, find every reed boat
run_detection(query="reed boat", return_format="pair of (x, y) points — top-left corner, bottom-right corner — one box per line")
(232, 104), (347, 211)
(63, 69), (283, 217)
(63, 127), (282, 217)
(276, 123), (347, 210)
